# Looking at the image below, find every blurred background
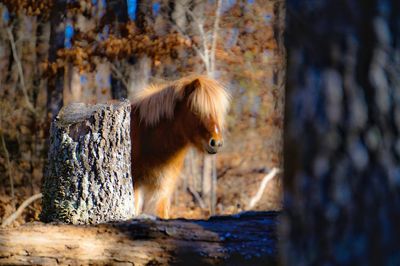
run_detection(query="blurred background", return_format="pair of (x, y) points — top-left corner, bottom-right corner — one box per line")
(0, 0), (284, 225)
(284, 1), (400, 264)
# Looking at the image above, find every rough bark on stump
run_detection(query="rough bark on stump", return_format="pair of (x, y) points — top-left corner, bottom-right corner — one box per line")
(40, 100), (134, 224)
(0, 211), (278, 266)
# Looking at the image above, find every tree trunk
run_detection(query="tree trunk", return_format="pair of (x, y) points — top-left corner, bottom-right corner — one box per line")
(40, 100), (134, 224)
(46, 0), (66, 127)
(283, 0), (400, 265)
(135, 0), (151, 32)
(107, 0), (129, 100)
(170, 0), (190, 30)
(0, 211), (278, 266)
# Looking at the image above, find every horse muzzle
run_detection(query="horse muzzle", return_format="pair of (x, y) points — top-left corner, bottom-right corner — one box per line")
(206, 138), (223, 154)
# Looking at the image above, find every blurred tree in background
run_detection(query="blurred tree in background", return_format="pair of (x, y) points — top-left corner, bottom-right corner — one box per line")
(0, 0), (284, 223)
(284, 0), (400, 264)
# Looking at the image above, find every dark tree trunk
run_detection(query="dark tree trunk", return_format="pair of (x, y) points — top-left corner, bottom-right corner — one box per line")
(0, 212), (278, 266)
(283, 0), (400, 265)
(41, 100), (134, 224)
(46, 0), (66, 128)
(136, 0), (151, 32)
(107, 0), (129, 99)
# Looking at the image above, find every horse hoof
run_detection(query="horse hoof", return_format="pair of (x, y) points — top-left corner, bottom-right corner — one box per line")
(134, 213), (158, 221)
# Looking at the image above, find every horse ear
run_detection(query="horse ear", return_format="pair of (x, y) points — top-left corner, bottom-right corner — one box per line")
(184, 78), (201, 97)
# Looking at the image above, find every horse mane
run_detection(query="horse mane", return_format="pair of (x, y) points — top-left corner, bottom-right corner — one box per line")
(132, 75), (230, 128)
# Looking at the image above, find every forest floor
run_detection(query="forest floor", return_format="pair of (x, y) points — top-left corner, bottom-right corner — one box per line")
(0, 117), (283, 225)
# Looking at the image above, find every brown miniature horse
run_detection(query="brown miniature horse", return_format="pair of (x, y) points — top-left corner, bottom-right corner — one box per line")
(131, 75), (230, 219)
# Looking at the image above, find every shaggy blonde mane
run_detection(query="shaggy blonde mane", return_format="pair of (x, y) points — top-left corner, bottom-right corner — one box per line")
(132, 75), (230, 128)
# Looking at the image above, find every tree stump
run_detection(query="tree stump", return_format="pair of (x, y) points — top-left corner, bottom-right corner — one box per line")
(40, 100), (135, 224)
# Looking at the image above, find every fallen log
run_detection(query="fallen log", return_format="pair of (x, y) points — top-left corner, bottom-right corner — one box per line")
(0, 211), (278, 266)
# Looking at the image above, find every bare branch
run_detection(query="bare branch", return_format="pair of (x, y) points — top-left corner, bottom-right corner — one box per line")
(110, 63), (129, 89)
(0, 130), (14, 199)
(1, 193), (42, 227)
(187, 186), (207, 210)
(197, 21), (210, 72)
(189, 12), (210, 72)
(210, 156), (217, 215)
(175, 3), (211, 72)
(210, 0), (223, 75)
(6, 27), (35, 113)
(172, 24), (207, 63)
(248, 168), (281, 209)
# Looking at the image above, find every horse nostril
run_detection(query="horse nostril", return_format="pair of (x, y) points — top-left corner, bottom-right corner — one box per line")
(209, 139), (216, 147)
(209, 139), (223, 149)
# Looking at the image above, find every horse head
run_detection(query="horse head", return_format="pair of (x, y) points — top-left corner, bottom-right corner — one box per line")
(177, 77), (230, 155)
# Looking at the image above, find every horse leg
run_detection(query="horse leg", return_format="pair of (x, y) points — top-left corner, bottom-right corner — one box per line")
(134, 183), (144, 216)
(136, 183), (162, 217)
(156, 195), (170, 219)
(138, 178), (174, 219)
(140, 186), (171, 219)
(140, 171), (180, 219)
(155, 174), (178, 219)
